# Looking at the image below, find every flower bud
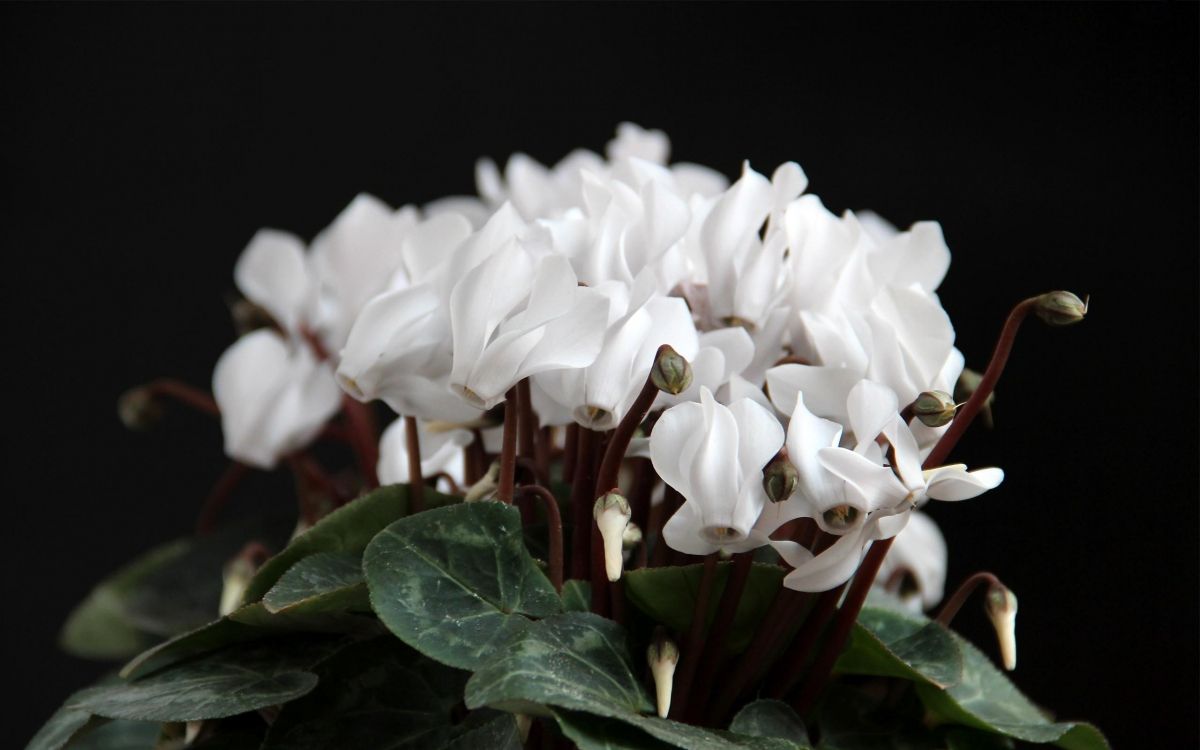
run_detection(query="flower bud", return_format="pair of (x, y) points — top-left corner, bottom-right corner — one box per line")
(650, 345), (693, 395)
(622, 522), (643, 550)
(1034, 291), (1087, 326)
(464, 461), (500, 503)
(219, 557), (255, 617)
(762, 452), (799, 503)
(646, 632), (680, 719)
(985, 583), (1018, 671)
(117, 386), (165, 431)
(911, 391), (957, 428)
(594, 492), (632, 582)
(954, 368), (994, 429)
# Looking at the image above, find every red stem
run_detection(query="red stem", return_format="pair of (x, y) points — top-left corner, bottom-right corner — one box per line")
(515, 485), (564, 592)
(768, 585), (842, 699)
(594, 376), (659, 498)
(562, 424), (579, 483)
(195, 461), (250, 535)
(497, 387), (519, 504)
(341, 396), (379, 489)
(935, 571), (1004, 626)
(568, 428), (598, 579)
(670, 553), (718, 720)
(404, 416), (425, 513)
(145, 379), (219, 416)
(689, 552), (754, 720)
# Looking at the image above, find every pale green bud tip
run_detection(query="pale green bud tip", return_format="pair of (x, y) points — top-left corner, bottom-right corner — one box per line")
(594, 492), (632, 582)
(118, 386), (164, 431)
(622, 522), (643, 549)
(219, 557), (257, 617)
(651, 345), (693, 395)
(762, 453), (799, 503)
(1035, 291), (1087, 326)
(985, 583), (1018, 671)
(912, 390), (957, 428)
(646, 636), (680, 718)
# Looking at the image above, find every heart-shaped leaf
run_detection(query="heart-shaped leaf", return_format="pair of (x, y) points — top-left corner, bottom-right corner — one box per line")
(363, 501), (561, 670)
(835, 606), (962, 688)
(623, 563), (785, 653)
(262, 551), (368, 615)
(731, 700), (809, 745)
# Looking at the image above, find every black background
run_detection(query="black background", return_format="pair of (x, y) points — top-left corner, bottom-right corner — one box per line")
(3, 3), (1196, 748)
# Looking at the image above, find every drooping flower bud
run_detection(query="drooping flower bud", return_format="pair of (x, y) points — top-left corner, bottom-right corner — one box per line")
(985, 583), (1018, 671)
(911, 391), (957, 428)
(646, 631), (680, 719)
(622, 522), (643, 551)
(117, 386), (165, 431)
(1034, 291), (1088, 326)
(594, 492), (632, 582)
(762, 451), (799, 503)
(650, 345), (693, 395)
(954, 368), (995, 429)
(219, 546), (266, 617)
(463, 461), (500, 503)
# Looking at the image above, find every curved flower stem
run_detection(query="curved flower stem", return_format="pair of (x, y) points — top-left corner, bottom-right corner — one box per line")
(145, 378), (219, 416)
(428, 471), (461, 496)
(670, 552), (718, 720)
(709, 585), (803, 722)
(288, 452), (342, 524)
(649, 486), (683, 567)
(195, 461), (250, 535)
(595, 378), (660, 500)
(497, 387), (520, 504)
(341, 396), (379, 489)
(791, 295), (1043, 715)
(934, 571), (1004, 626)
(767, 585), (841, 699)
(516, 379), (547, 485)
(466, 429), (486, 485)
(404, 416), (425, 513)
(515, 484), (564, 593)
(690, 552), (754, 718)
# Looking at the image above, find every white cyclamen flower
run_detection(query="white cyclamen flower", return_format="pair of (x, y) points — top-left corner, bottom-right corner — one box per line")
(650, 387), (784, 555)
(875, 510), (948, 611)
(377, 418), (472, 489)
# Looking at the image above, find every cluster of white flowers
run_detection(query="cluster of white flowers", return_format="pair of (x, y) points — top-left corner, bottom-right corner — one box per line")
(212, 123), (1003, 603)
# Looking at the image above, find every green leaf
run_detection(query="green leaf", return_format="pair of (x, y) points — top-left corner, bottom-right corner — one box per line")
(66, 720), (159, 750)
(553, 711), (676, 750)
(261, 637), (468, 749)
(465, 611), (651, 718)
(363, 501), (561, 670)
(623, 563), (785, 653)
(261, 552), (368, 615)
(26, 687), (99, 750)
(914, 632), (1109, 750)
(443, 713), (523, 750)
(731, 700), (808, 744)
(242, 484), (456, 604)
(75, 638), (337, 722)
(561, 580), (592, 613)
(835, 606), (962, 688)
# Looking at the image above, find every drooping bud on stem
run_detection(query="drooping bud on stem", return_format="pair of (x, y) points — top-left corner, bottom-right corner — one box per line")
(219, 542), (269, 616)
(594, 491), (632, 582)
(985, 583), (1019, 671)
(650, 344), (693, 395)
(1034, 290), (1088, 326)
(464, 461), (500, 502)
(910, 390), (957, 428)
(117, 386), (165, 431)
(646, 630), (680, 719)
(762, 450), (799, 503)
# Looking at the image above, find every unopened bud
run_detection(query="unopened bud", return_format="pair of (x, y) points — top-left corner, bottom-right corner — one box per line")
(911, 391), (957, 428)
(955, 368), (994, 429)
(117, 386), (164, 431)
(650, 345), (693, 395)
(622, 522), (643, 550)
(464, 461), (500, 502)
(185, 720), (204, 745)
(594, 492), (632, 582)
(985, 583), (1018, 671)
(646, 632), (680, 718)
(1034, 291), (1087, 326)
(219, 558), (255, 617)
(762, 452), (799, 503)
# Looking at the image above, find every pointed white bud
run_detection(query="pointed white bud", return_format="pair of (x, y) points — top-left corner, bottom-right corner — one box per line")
(219, 555), (257, 617)
(985, 583), (1018, 670)
(646, 635), (680, 719)
(185, 720), (204, 745)
(622, 522), (643, 550)
(594, 492), (632, 582)
(515, 714), (532, 742)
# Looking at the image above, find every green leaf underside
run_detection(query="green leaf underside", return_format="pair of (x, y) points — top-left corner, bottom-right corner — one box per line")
(730, 700), (809, 744)
(467, 612), (804, 750)
(261, 551), (368, 614)
(443, 713), (524, 750)
(262, 637), (470, 749)
(74, 637), (338, 723)
(836, 606), (962, 688)
(914, 631), (1109, 750)
(363, 501), (561, 670)
(64, 719), (159, 750)
(623, 563), (785, 653)
(25, 688), (97, 750)
(242, 484), (456, 604)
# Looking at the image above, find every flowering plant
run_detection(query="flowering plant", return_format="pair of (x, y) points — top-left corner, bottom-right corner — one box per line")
(33, 125), (1105, 750)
